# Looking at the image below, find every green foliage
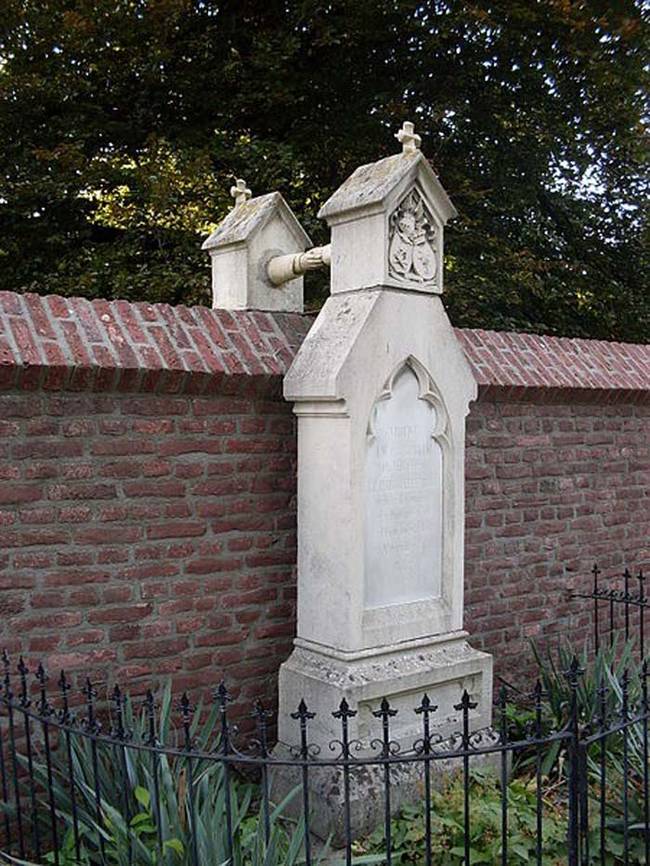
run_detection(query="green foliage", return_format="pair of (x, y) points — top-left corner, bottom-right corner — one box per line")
(355, 767), (569, 864)
(355, 765), (647, 865)
(529, 637), (646, 777)
(6, 672), (648, 865)
(531, 637), (641, 728)
(527, 638), (649, 863)
(0, 1), (648, 339)
(16, 683), (317, 866)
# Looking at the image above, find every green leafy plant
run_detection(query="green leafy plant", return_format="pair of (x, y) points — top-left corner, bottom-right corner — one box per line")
(527, 638), (649, 862)
(354, 767), (647, 865)
(531, 638), (641, 729)
(14, 684), (317, 866)
(508, 638), (645, 781)
(354, 768), (569, 865)
(7, 665), (648, 866)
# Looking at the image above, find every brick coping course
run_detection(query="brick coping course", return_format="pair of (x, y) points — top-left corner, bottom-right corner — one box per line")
(0, 291), (647, 401)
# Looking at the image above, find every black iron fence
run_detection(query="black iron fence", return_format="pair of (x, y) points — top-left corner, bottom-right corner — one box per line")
(572, 565), (648, 657)
(0, 565), (648, 866)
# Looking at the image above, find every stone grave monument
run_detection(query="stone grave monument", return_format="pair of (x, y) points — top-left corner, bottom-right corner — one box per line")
(275, 122), (493, 839)
(202, 180), (312, 312)
(202, 178), (331, 313)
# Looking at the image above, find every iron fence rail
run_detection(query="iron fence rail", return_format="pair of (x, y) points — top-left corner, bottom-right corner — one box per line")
(0, 655), (648, 866)
(0, 564), (648, 866)
(572, 565), (648, 657)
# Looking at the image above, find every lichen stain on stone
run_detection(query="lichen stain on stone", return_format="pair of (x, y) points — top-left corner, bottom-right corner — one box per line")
(321, 153), (420, 218)
(225, 197), (268, 233)
(204, 192), (280, 248)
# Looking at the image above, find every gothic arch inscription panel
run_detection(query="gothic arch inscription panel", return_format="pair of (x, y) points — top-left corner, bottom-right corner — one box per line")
(364, 364), (443, 609)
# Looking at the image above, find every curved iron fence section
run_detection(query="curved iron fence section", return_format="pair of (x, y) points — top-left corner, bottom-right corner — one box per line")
(0, 652), (648, 866)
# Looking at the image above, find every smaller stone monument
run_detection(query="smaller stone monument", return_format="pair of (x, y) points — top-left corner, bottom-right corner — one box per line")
(202, 181), (312, 312)
(275, 121), (493, 840)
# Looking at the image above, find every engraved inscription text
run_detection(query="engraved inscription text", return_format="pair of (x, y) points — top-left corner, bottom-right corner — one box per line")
(364, 365), (442, 608)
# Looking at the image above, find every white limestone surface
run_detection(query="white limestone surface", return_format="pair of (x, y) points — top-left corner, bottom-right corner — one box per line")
(202, 191), (311, 312)
(284, 289), (475, 652)
(364, 363), (443, 609)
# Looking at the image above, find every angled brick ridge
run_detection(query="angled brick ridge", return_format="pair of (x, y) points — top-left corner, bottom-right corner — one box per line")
(0, 290), (648, 401)
(0, 292), (312, 394)
(456, 327), (650, 404)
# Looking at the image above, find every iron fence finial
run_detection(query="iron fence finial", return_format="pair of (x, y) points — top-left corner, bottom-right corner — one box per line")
(454, 689), (478, 713)
(17, 657), (29, 708)
(292, 698), (314, 721)
(415, 692), (438, 716)
(36, 663), (51, 717)
(333, 697), (356, 720)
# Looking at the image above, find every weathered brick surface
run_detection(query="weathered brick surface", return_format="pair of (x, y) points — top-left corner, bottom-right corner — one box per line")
(0, 291), (311, 393)
(458, 328), (650, 402)
(0, 389), (298, 728)
(1, 291), (648, 401)
(464, 399), (650, 683)
(0, 289), (648, 712)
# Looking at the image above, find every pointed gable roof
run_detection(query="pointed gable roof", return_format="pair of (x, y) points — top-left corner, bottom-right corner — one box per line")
(202, 192), (312, 251)
(318, 151), (457, 223)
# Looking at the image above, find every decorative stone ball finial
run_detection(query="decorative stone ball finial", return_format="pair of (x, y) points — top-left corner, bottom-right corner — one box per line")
(396, 121), (421, 154)
(230, 178), (252, 208)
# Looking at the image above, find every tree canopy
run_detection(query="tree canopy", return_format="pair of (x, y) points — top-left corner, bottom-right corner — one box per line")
(1, 1), (647, 340)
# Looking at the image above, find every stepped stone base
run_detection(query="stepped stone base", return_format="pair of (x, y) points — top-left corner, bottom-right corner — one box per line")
(273, 633), (494, 844)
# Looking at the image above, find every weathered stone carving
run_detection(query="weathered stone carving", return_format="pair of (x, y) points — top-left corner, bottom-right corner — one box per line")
(395, 120), (422, 154)
(388, 188), (438, 284)
(267, 243), (331, 286)
(229, 178), (252, 208)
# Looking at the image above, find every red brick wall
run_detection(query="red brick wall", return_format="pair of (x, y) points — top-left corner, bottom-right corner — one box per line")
(0, 291), (648, 710)
(0, 387), (298, 728)
(2, 390), (648, 707)
(464, 398), (650, 685)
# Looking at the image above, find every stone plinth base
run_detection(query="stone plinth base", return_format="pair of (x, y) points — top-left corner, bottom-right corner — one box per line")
(274, 632), (493, 844)
(271, 737), (500, 847)
(278, 632), (493, 749)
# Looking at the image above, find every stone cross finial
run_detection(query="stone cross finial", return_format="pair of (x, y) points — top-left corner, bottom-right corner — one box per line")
(230, 178), (252, 208)
(395, 121), (421, 154)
